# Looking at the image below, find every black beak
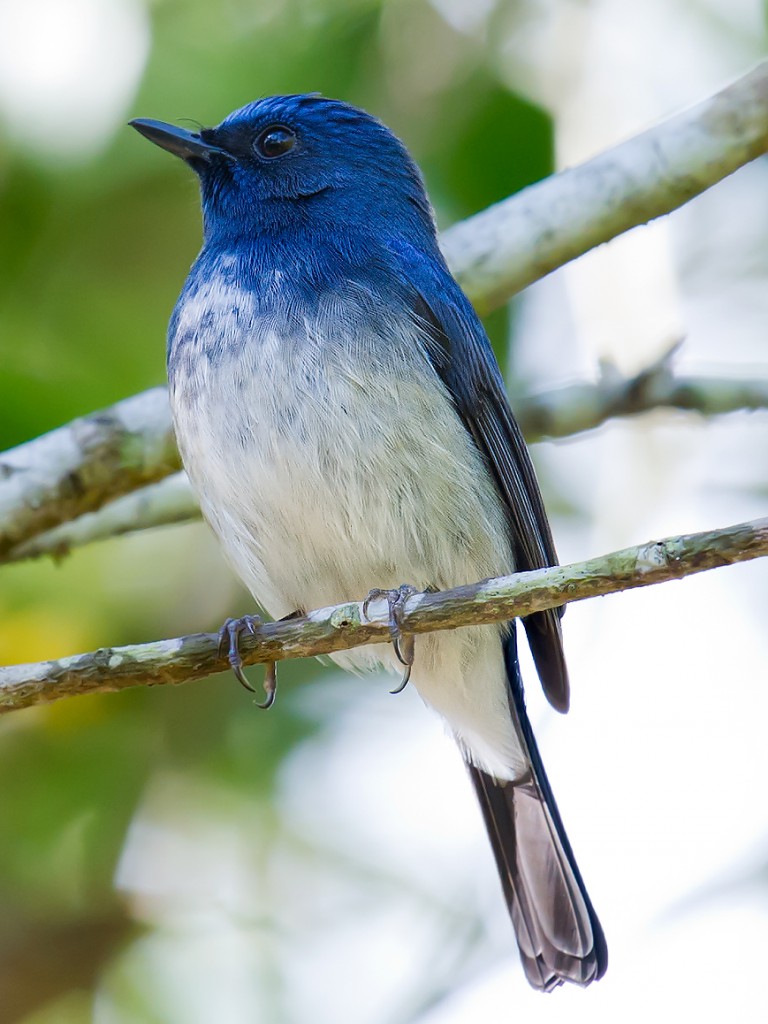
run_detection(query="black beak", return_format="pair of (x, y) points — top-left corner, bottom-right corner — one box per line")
(130, 118), (234, 162)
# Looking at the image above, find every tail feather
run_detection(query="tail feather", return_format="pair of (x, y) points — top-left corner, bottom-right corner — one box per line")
(467, 629), (607, 991)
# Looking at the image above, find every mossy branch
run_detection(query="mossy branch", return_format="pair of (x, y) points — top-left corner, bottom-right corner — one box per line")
(1, 516), (765, 714)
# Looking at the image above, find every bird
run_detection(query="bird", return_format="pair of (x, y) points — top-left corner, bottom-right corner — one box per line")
(131, 95), (607, 991)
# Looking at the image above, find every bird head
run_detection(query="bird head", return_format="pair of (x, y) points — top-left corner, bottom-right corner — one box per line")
(131, 95), (435, 246)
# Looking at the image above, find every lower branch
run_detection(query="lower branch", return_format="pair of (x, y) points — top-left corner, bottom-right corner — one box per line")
(517, 347), (768, 439)
(5, 358), (768, 564)
(1, 516), (764, 714)
(5, 473), (196, 564)
(0, 387), (180, 560)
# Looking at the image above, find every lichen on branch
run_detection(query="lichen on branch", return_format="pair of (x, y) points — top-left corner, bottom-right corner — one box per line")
(1, 516), (765, 715)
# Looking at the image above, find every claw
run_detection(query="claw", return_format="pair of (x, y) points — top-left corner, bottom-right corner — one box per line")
(217, 615), (277, 709)
(389, 659), (412, 695)
(259, 660), (277, 710)
(362, 584), (419, 694)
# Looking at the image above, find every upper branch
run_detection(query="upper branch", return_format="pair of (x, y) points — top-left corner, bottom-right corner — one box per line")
(444, 61), (768, 313)
(1, 516), (765, 714)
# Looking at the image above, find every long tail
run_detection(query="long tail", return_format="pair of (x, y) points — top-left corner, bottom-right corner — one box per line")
(467, 630), (607, 991)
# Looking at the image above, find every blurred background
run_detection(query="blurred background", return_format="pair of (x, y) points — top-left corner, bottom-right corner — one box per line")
(1, 0), (767, 1021)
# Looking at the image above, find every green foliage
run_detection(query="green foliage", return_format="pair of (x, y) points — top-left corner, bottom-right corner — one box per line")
(0, 2), (554, 1019)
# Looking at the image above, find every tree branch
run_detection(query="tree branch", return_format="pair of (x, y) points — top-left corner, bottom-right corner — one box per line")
(2, 62), (767, 559)
(444, 60), (768, 313)
(2, 517), (765, 714)
(5, 352), (768, 563)
(5, 472), (195, 563)
(0, 388), (180, 561)
(516, 345), (768, 439)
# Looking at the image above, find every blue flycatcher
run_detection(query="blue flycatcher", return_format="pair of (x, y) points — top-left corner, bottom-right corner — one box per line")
(132, 96), (607, 991)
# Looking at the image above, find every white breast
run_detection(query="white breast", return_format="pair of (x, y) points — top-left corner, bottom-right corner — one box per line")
(169, 275), (527, 780)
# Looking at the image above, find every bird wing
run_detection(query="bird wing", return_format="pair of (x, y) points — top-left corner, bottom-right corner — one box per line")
(386, 240), (607, 988)
(389, 239), (569, 712)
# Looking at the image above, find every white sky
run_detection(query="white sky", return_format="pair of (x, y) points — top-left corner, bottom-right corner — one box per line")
(0, 0), (148, 157)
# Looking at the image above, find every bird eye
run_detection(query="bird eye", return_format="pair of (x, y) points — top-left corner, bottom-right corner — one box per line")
(254, 125), (296, 159)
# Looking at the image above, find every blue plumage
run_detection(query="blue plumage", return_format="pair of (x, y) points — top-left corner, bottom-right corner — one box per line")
(132, 95), (606, 990)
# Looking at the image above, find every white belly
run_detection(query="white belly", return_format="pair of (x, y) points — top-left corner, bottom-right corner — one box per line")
(170, 306), (526, 780)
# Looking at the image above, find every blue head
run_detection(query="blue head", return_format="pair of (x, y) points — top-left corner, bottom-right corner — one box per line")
(131, 95), (436, 249)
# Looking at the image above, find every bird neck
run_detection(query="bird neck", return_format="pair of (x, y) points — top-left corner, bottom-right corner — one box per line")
(196, 218), (435, 295)
(200, 181), (437, 256)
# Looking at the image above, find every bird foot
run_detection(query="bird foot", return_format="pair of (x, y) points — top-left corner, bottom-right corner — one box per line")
(362, 584), (419, 694)
(217, 615), (277, 709)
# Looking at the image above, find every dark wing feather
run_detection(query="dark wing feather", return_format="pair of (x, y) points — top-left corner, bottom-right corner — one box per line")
(386, 241), (606, 987)
(391, 241), (569, 711)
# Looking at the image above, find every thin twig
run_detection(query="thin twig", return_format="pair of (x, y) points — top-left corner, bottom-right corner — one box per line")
(1, 516), (765, 714)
